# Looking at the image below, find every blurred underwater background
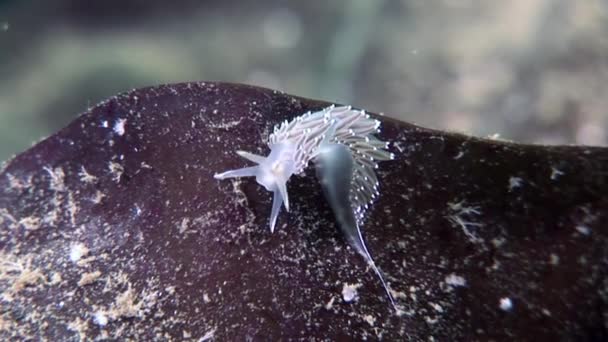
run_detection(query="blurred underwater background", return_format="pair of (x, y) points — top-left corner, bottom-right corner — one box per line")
(0, 0), (607, 162)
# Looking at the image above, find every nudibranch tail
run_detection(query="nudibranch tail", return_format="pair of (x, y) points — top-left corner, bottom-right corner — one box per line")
(362, 241), (398, 310)
(314, 142), (397, 311)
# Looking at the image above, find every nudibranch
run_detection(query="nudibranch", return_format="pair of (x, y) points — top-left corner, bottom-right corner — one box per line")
(214, 105), (397, 309)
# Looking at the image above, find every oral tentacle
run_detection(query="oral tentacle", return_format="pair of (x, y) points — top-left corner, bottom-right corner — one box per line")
(214, 166), (259, 180)
(236, 150), (266, 164)
(275, 176), (290, 212)
(269, 190), (284, 232)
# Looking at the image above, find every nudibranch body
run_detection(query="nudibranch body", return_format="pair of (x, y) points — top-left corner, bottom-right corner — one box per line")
(214, 105), (397, 309)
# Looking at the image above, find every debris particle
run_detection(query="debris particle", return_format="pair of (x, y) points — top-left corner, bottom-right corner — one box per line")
(0, 256), (46, 297)
(67, 192), (79, 225)
(0, 208), (16, 227)
(113, 118), (127, 136)
(165, 286), (176, 295)
(487, 133), (501, 140)
(209, 118), (244, 130)
(178, 217), (191, 234)
(50, 272), (62, 285)
(508, 176), (523, 190)
(430, 302), (444, 313)
(44, 206), (59, 226)
(550, 167), (564, 180)
(69, 243), (89, 262)
(448, 200), (481, 215)
(363, 314), (376, 326)
(77, 255), (97, 267)
(447, 200), (483, 244)
(389, 288), (408, 300)
(67, 317), (89, 340)
(549, 253), (559, 265)
(43, 166), (66, 192)
(108, 162), (124, 183)
(7, 173), (30, 189)
(575, 225), (591, 236)
(325, 296), (336, 310)
(78, 166), (97, 184)
(491, 237), (506, 248)
(93, 311), (109, 327)
(110, 285), (142, 319)
(445, 274), (466, 287)
(91, 190), (105, 204)
(78, 271), (102, 286)
(199, 328), (216, 341)
(341, 283), (361, 303)
(425, 316), (439, 324)
(395, 308), (412, 317)
(19, 216), (41, 231)
(499, 297), (513, 311)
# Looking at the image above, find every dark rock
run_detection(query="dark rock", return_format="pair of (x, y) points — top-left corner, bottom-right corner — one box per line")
(0, 82), (606, 340)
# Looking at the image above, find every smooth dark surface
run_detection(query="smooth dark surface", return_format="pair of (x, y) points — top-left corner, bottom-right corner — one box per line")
(0, 82), (607, 340)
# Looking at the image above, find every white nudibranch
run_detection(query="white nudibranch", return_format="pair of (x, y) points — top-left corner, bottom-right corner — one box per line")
(213, 105), (398, 310)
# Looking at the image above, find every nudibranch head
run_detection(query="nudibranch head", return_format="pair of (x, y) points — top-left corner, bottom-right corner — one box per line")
(214, 142), (296, 232)
(253, 143), (296, 192)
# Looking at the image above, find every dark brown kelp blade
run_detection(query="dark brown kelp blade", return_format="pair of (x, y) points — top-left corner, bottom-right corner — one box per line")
(0, 82), (606, 340)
